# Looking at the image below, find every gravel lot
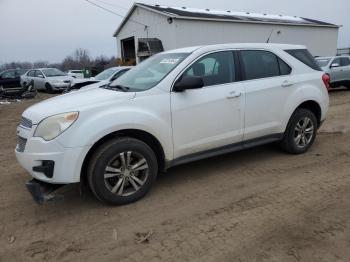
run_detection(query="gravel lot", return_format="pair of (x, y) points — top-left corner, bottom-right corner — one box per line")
(0, 89), (350, 262)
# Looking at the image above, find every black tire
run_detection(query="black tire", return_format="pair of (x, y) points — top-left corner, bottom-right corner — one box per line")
(280, 109), (318, 154)
(87, 137), (158, 205)
(45, 83), (54, 93)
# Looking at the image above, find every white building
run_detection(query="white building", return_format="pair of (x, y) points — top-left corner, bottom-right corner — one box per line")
(114, 3), (340, 64)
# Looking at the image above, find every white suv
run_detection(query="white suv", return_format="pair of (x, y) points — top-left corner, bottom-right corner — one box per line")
(16, 43), (330, 205)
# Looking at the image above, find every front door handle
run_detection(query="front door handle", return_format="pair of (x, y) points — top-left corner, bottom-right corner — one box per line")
(281, 80), (294, 87)
(227, 91), (241, 99)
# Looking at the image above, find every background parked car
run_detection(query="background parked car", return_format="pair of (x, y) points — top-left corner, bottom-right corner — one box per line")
(67, 70), (84, 79)
(0, 69), (27, 89)
(69, 66), (131, 91)
(316, 56), (350, 89)
(21, 68), (73, 93)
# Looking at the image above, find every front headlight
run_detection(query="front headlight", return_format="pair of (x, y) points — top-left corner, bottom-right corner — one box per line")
(34, 112), (79, 141)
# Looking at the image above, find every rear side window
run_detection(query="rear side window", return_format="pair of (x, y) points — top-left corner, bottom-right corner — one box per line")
(340, 57), (350, 66)
(240, 50), (289, 80)
(285, 49), (321, 71)
(278, 58), (292, 75)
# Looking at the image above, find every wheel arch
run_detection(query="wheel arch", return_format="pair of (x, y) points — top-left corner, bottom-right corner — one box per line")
(291, 100), (322, 127)
(80, 129), (166, 183)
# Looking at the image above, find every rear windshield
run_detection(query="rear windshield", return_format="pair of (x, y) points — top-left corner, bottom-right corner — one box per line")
(285, 49), (321, 71)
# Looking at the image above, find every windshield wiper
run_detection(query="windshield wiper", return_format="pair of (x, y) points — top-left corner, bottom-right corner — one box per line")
(105, 84), (130, 92)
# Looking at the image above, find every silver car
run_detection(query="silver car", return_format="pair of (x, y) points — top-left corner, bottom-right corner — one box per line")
(21, 68), (73, 93)
(316, 56), (350, 89)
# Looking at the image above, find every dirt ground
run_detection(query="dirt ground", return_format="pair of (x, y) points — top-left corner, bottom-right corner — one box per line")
(0, 89), (350, 262)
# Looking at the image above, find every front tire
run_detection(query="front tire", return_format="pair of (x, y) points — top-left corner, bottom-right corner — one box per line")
(45, 83), (53, 93)
(281, 109), (317, 154)
(87, 137), (158, 205)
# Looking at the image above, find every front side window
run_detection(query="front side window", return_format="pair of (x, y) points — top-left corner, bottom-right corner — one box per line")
(332, 58), (341, 66)
(182, 51), (235, 87)
(35, 70), (43, 77)
(28, 70), (36, 77)
(109, 52), (189, 91)
(240, 50), (281, 80)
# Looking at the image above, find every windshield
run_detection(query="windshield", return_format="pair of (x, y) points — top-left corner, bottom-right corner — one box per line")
(42, 68), (66, 77)
(95, 68), (118, 80)
(316, 58), (331, 67)
(109, 52), (189, 91)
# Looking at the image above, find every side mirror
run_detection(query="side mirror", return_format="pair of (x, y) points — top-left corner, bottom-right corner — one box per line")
(330, 63), (340, 68)
(173, 76), (204, 92)
(37, 74), (44, 78)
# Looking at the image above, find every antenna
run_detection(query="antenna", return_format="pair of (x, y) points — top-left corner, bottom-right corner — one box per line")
(266, 29), (274, 43)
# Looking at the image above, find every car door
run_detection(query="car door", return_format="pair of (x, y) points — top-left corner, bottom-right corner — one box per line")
(239, 49), (293, 140)
(171, 51), (245, 158)
(340, 57), (350, 81)
(0, 70), (17, 89)
(34, 70), (45, 90)
(329, 57), (343, 82)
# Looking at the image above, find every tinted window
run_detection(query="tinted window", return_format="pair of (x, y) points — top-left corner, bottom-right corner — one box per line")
(240, 50), (280, 80)
(278, 58), (292, 75)
(285, 49), (321, 71)
(183, 51), (235, 87)
(340, 57), (350, 66)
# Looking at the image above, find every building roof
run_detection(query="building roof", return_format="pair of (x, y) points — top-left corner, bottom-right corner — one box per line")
(114, 3), (339, 37)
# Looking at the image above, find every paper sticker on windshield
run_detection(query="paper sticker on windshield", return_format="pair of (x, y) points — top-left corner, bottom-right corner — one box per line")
(160, 58), (180, 64)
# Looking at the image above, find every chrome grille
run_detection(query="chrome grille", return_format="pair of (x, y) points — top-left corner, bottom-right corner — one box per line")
(20, 117), (32, 129)
(16, 136), (27, 152)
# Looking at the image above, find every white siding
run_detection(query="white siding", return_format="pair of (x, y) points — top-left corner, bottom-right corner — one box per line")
(116, 8), (339, 61)
(173, 19), (338, 56)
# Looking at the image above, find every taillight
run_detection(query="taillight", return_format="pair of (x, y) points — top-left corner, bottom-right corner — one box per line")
(322, 73), (330, 91)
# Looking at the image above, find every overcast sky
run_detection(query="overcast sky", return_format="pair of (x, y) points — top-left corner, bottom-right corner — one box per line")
(0, 0), (349, 63)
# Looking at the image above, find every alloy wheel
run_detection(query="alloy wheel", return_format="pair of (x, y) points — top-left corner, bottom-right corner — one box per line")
(104, 151), (149, 196)
(294, 117), (314, 148)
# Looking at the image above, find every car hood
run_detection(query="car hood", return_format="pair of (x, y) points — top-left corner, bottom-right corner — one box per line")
(23, 87), (136, 124)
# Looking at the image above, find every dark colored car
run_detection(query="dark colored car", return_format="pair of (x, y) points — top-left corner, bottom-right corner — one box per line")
(0, 69), (28, 89)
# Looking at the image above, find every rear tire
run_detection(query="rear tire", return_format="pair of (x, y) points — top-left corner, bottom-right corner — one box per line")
(280, 109), (318, 154)
(45, 83), (53, 93)
(87, 137), (158, 205)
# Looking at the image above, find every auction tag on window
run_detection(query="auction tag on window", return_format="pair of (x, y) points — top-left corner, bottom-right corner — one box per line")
(160, 58), (180, 64)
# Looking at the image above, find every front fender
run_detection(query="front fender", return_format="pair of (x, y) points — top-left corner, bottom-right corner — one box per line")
(56, 97), (173, 161)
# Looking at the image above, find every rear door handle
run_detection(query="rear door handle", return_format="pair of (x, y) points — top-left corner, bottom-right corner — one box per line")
(227, 91), (241, 99)
(281, 80), (294, 87)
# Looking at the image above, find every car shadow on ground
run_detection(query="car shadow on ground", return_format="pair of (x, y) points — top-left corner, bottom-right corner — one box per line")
(31, 142), (284, 213)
